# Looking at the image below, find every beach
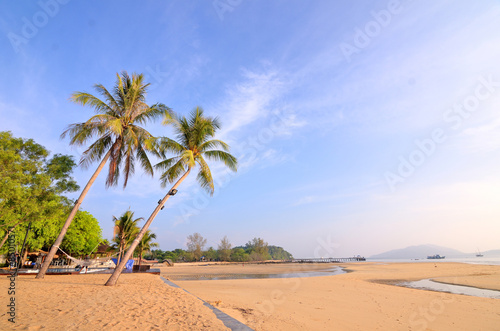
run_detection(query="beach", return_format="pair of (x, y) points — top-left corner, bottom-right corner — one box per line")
(0, 273), (229, 330)
(167, 262), (500, 330)
(1, 262), (499, 330)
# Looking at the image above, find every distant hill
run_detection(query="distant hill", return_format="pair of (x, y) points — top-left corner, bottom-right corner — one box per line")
(483, 249), (500, 257)
(268, 246), (293, 260)
(369, 245), (466, 259)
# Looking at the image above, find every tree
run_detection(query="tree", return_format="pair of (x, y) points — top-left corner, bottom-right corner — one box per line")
(135, 230), (158, 268)
(245, 237), (269, 261)
(186, 232), (207, 261)
(37, 72), (171, 279)
(149, 249), (163, 261)
(172, 248), (190, 262)
(61, 210), (103, 256)
(268, 246), (293, 260)
(230, 248), (249, 262)
(105, 107), (237, 286)
(0, 132), (79, 251)
(218, 235), (232, 261)
(111, 210), (141, 264)
(204, 247), (218, 261)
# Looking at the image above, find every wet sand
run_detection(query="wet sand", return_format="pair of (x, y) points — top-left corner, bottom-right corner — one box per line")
(163, 262), (500, 331)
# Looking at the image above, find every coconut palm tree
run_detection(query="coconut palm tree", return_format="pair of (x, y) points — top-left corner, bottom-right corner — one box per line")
(37, 72), (171, 279)
(111, 210), (142, 264)
(105, 107), (237, 286)
(135, 230), (158, 268)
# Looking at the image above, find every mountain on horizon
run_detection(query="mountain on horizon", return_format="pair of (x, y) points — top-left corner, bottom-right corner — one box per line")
(482, 249), (500, 257)
(369, 244), (466, 259)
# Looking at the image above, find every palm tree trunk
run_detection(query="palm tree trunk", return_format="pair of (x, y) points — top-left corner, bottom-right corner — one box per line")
(117, 240), (124, 265)
(36, 149), (113, 279)
(139, 248), (144, 271)
(105, 168), (191, 286)
(138, 247), (143, 270)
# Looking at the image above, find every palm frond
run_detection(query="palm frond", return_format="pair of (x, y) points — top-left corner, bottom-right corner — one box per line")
(155, 156), (180, 172)
(159, 159), (187, 187)
(196, 156), (214, 195)
(64, 71), (166, 188)
(106, 138), (122, 187)
(155, 107), (237, 195)
(79, 135), (113, 169)
(135, 103), (173, 125)
(203, 150), (237, 172)
(156, 137), (186, 157)
(70, 92), (113, 115)
(199, 139), (230, 152)
(122, 145), (135, 188)
(93, 84), (120, 116)
(135, 142), (154, 177)
(181, 150), (195, 168)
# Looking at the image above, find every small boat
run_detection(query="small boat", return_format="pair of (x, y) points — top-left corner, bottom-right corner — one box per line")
(427, 254), (445, 259)
(476, 251), (483, 257)
(0, 268), (81, 275)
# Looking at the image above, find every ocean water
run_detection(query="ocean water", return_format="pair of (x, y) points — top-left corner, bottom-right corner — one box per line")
(401, 279), (500, 299)
(367, 256), (500, 266)
(167, 266), (345, 281)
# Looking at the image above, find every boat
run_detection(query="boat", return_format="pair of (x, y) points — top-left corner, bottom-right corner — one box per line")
(427, 254), (445, 259)
(476, 250), (483, 257)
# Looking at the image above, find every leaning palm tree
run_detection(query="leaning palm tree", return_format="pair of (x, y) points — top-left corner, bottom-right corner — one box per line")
(105, 107), (237, 286)
(37, 72), (171, 279)
(111, 210), (142, 264)
(135, 230), (158, 269)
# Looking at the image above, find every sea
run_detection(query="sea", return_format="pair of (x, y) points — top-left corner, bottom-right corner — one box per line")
(367, 256), (500, 266)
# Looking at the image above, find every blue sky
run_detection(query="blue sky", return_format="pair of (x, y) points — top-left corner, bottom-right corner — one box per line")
(1, 0), (500, 258)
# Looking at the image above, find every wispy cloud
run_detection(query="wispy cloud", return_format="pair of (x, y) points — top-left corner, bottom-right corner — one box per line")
(292, 192), (364, 207)
(457, 118), (500, 153)
(215, 68), (288, 139)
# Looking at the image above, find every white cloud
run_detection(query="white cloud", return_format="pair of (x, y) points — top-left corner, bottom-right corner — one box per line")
(215, 68), (289, 139)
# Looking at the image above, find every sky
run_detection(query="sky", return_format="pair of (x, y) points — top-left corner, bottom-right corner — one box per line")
(1, 0), (499, 258)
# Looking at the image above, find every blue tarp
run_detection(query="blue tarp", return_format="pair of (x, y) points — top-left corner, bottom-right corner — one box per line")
(111, 259), (134, 270)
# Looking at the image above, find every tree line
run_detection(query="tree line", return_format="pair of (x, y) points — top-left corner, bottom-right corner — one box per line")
(148, 233), (293, 262)
(0, 131), (102, 265)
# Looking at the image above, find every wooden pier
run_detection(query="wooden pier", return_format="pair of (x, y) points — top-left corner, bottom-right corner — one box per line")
(291, 257), (366, 263)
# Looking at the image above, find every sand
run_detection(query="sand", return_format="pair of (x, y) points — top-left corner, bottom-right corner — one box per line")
(0, 273), (229, 330)
(1, 262), (499, 330)
(163, 262), (500, 331)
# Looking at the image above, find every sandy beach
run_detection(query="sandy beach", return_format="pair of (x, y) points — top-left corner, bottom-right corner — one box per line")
(0, 273), (229, 330)
(1, 262), (499, 330)
(166, 262), (500, 330)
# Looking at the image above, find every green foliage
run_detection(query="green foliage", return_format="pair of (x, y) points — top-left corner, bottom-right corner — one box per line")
(61, 211), (102, 255)
(155, 107), (237, 195)
(245, 237), (270, 261)
(203, 247), (217, 261)
(18, 204), (69, 253)
(135, 230), (159, 261)
(186, 232), (207, 261)
(230, 248), (250, 262)
(150, 248), (196, 262)
(268, 246), (293, 260)
(44, 154), (80, 195)
(111, 210), (141, 262)
(146, 236), (293, 264)
(62, 71), (172, 188)
(217, 235), (232, 261)
(0, 131), (82, 253)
